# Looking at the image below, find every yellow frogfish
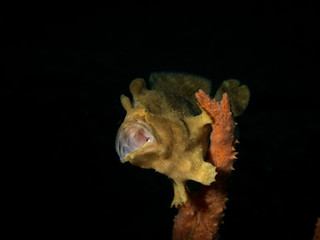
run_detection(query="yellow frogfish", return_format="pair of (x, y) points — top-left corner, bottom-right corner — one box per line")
(115, 72), (249, 207)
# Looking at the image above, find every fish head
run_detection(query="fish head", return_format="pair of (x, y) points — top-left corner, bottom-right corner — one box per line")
(115, 76), (217, 207)
(115, 107), (173, 169)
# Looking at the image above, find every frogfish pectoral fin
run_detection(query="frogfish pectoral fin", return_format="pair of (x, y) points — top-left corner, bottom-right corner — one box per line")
(171, 180), (188, 208)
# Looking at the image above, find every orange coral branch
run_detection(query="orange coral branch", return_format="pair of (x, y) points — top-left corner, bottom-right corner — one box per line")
(172, 90), (237, 240)
(313, 218), (320, 240)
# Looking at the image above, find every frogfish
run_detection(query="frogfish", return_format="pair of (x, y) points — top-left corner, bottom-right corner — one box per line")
(115, 72), (249, 207)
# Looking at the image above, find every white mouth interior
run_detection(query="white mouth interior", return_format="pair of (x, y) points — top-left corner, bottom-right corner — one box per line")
(115, 122), (154, 160)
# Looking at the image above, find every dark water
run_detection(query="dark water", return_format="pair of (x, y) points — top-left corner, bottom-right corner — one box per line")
(3, 3), (319, 240)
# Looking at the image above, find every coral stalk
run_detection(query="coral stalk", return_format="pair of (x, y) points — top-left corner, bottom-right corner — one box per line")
(314, 218), (320, 240)
(172, 90), (237, 240)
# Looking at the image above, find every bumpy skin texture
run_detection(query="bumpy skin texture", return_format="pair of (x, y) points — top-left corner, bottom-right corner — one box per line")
(116, 74), (217, 207)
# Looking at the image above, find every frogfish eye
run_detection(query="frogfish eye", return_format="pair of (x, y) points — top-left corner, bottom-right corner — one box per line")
(115, 122), (154, 160)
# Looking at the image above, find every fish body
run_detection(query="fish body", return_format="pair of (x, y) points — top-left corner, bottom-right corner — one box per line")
(116, 72), (216, 206)
(115, 72), (250, 207)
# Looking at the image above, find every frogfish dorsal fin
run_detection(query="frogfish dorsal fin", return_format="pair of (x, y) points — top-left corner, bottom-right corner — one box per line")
(214, 79), (250, 117)
(149, 72), (212, 97)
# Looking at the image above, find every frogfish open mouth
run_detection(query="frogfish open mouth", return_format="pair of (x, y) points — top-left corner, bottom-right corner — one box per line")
(115, 72), (250, 207)
(116, 121), (154, 160)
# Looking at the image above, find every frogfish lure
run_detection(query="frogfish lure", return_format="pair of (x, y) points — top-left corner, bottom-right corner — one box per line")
(115, 72), (249, 207)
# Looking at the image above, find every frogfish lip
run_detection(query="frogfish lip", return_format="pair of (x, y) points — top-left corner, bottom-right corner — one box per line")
(115, 121), (154, 161)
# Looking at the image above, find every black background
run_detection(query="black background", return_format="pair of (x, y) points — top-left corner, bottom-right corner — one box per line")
(2, 3), (319, 240)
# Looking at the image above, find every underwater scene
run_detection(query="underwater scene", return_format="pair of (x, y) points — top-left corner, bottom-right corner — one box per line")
(3, 4), (319, 240)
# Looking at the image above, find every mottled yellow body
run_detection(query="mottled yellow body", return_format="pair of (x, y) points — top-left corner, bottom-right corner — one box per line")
(116, 73), (216, 207)
(115, 72), (250, 207)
